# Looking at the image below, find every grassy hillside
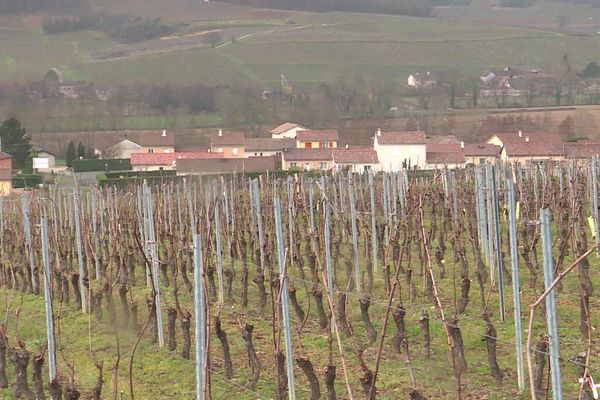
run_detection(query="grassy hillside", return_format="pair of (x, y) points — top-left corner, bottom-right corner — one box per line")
(3, 0), (600, 88)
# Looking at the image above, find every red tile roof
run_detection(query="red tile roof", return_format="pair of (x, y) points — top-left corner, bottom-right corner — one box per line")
(0, 152), (13, 160)
(245, 138), (295, 151)
(426, 144), (465, 164)
(376, 130), (427, 145)
(503, 142), (565, 157)
(296, 130), (339, 142)
(210, 130), (245, 146)
(564, 142), (600, 159)
(333, 147), (379, 164)
(426, 135), (461, 145)
(283, 148), (333, 161)
(138, 130), (175, 147)
(489, 131), (562, 144)
(177, 156), (277, 174)
(131, 152), (222, 166)
(270, 123), (306, 135)
(463, 143), (500, 157)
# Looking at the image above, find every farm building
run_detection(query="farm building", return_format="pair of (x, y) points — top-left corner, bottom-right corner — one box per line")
(176, 156), (278, 176)
(245, 138), (295, 157)
(131, 152), (221, 172)
(425, 143), (466, 170)
(32, 150), (56, 171)
(373, 129), (427, 171)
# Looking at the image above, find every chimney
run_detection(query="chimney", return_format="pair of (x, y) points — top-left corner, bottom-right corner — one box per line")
(218, 129), (223, 137)
(460, 141), (464, 149)
(525, 136), (529, 142)
(518, 130), (522, 137)
(377, 128), (382, 136)
(345, 144), (349, 149)
(162, 129), (166, 137)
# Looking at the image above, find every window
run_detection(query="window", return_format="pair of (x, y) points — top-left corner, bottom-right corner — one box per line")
(216, 147), (223, 153)
(290, 162), (297, 168)
(305, 142), (312, 149)
(320, 162), (327, 170)
(479, 158), (485, 164)
(232, 147), (238, 156)
(148, 149), (154, 154)
(260, 152), (263, 157)
(324, 142), (330, 148)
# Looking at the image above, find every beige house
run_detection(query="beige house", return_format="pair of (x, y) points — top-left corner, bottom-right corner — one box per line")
(282, 148), (333, 171)
(373, 129), (427, 171)
(139, 130), (175, 154)
(463, 143), (500, 165)
(270, 123), (307, 139)
(296, 130), (339, 149)
(102, 139), (143, 159)
(210, 130), (245, 158)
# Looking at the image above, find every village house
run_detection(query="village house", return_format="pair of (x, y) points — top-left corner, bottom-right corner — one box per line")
(463, 143), (500, 165)
(101, 138), (142, 159)
(332, 147), (379, 172)
(32, 150), (56, 171)
(486, 130), (562, 148)
(425, 143), (466, 170)
(270, 123), (307, 139)
(407, 72), (437, 88)
(130, 152), (221, 172)
(500, 142), (565, 165)
(373, 129), (427, 171)
(0, 152), (12, 196)
(245, 138), (295, 157)
(210, 130), (245, 158)
(139, 130), (175, 154)
(296, 130), (339, 149)
(282, 148), (333, 171)
(176, 156), (278, 176)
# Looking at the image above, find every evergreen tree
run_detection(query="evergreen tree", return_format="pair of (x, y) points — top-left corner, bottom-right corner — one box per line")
(0, 117), (31, 170)
(77, 142), (86, 159)
(66, 141), (76, 167)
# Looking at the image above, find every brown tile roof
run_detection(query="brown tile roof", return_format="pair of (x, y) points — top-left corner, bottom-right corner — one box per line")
(138, 130), (175, 147)
(0, 152), (12, 160)
(176, 156), (277, 174)
(426, 144), (465, 164)
(503, 142), (565, 157)
(270, 123), (306, 135)
(463, 143), (500, 157)
(564, 142), (600, 159)
(131, 152), (222, 166)
(245, 138), (296, 151)
(210, 130), (245, 146)
(333, 147), (378, 164)
(0, 169), (12, 180)
(296, 130), (339, 142)
(489, 131), (562, 144)
(426, 135), (461, 145)
(283, 148), (333, 162)
(376, 130), (427, 145)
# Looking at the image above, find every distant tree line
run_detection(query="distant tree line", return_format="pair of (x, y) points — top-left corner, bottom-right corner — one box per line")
(218, 0), (470, 18)
(498, 0), (536, 7)
(0, 0), (82, 14)
(43, 12), (174, 43)
(115, 83), (218, 113)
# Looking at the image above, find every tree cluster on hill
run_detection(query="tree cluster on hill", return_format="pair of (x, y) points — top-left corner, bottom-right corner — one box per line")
(43, 12), (174, 43)
(0, 0), (82, 14)
(219, 0), (470, 18)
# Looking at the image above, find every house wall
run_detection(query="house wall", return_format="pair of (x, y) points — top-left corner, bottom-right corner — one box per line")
(0, 158), (12, 170)
(212, 146), (245, 158)
(248, 150), (282, 158)
(486, 136), (504, 147)
(374, 141), (426, 171)
(282, 159), (333, 171)
(132, 164), (175, 172)
(424, 162), (466, 170)
(505, 155), (565, 164)
(465, 155), (497, 165)
(141, 146), (175, 154)
(106, 140), (142, 159)
(334, 162), (377, 173)
(0, 180), (11, 196)
(33, 156), (55, 169)
(297, 140), (338, 149)
(272, 127), (306, 139)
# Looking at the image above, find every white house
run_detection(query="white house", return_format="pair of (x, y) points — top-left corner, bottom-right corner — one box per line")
(270, 123), (307, 139)
(32, 150), (56, 171)
(373, 129), (427, 171)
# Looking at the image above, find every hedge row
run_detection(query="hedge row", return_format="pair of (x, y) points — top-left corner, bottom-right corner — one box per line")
(98, 175), (181, 188)
(72, 159), (132, 173)
(12, 174), (42, 188)
(104, 170), (176, 179)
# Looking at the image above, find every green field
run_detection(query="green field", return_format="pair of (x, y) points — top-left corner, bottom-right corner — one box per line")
(3, 0), (600, 88)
